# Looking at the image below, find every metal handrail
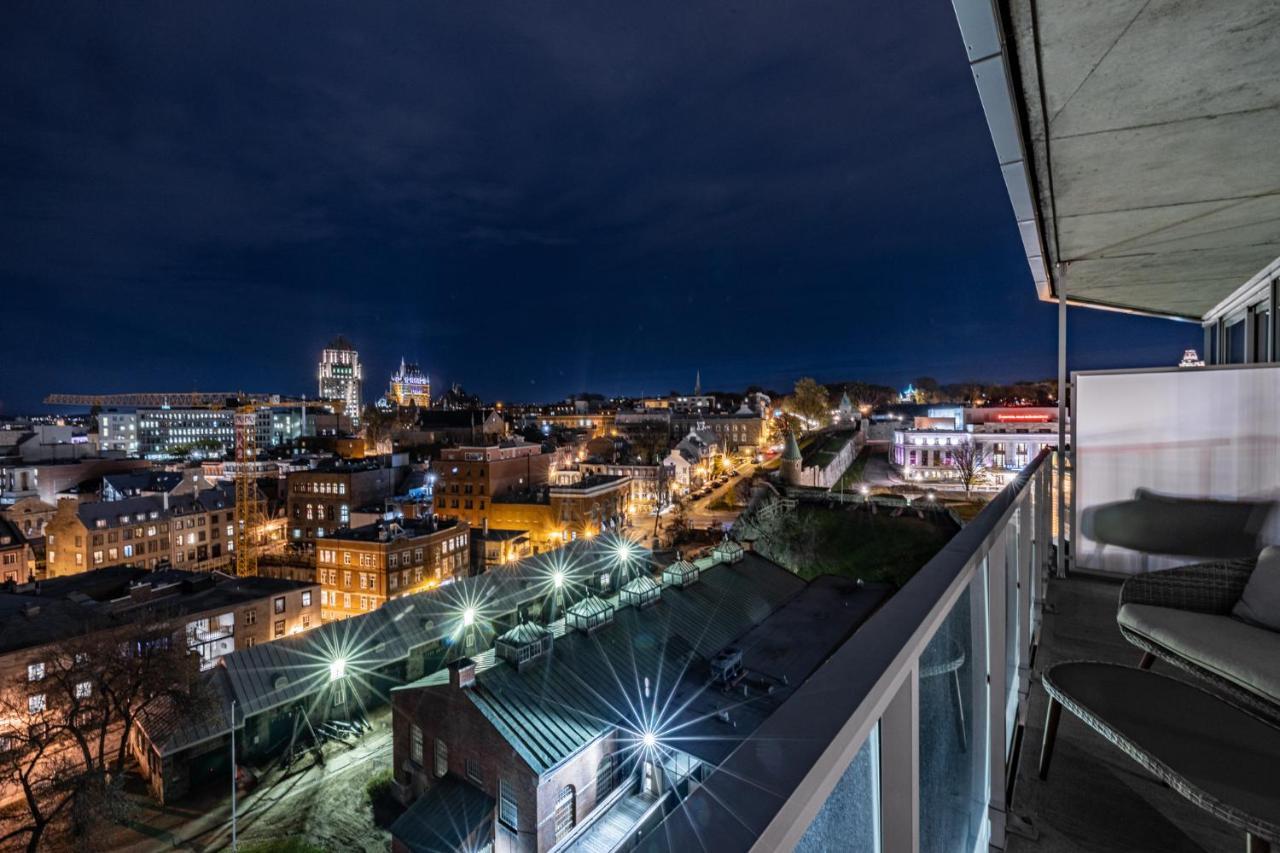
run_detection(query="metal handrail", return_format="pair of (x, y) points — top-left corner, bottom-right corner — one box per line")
(642, 447), (1053, 852)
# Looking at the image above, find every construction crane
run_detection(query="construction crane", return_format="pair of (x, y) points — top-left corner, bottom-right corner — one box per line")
(44, 391), (286, 408)
(233, 404), (267, 576)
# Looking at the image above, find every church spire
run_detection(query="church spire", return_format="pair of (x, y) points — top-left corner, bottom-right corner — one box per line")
(694, 370), (702, 396)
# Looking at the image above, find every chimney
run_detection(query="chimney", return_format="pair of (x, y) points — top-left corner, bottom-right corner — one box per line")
(448, 657), (476, 690)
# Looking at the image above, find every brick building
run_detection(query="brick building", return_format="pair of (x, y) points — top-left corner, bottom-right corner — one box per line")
(316, 517), (469, 621)
(285, 458), (405, 541)
(388, 552), (890, 853)
(0, 567), (319, 806)
(433, 442), (552, 531)
(487, 475), (632, 550)
(43, 487), (239, 578)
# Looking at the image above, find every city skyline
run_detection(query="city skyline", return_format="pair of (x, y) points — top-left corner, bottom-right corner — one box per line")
(0, 2), (1199, 414)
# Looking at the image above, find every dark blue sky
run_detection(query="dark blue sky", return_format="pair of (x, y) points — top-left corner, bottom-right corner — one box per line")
(0, 1), (1197, 413)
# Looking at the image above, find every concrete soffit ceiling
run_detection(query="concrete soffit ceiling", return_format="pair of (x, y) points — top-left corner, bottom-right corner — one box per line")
(954, 0), (1280, 322)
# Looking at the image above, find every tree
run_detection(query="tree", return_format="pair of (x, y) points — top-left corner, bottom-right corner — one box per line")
(786, 378), (830, 431)
(0, 615), (212, 850)
(950, 440), (990, 498)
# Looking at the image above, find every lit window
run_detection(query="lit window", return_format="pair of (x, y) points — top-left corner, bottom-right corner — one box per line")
(27, 663), (44, 682)
(434, 738), (448, 777)
(410, 724), (424, 764)
(75, 681), (92, 699)
(28, 694), (45, 714)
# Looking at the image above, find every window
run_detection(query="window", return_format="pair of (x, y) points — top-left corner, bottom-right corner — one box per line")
(343, 593), (351, 609)
(466, 758), (483, 786)
(274, 619), (285, 639)
(75, 680), (92, 699)
(343, 551), (352, 565)
(28, 694), (46, 714)
(553, 786), (576, 840)
(27, 663), (44, 682)
(302, 590), (312, 607)
(499, 780), (519, 829)
(274, 596), (286, 614)
(343, 571), (352, 587)
(434, 738), (448, 777)
(410, 725), (424, 764)
(596, 754), (615, 799)
(244, 608), (257, 625)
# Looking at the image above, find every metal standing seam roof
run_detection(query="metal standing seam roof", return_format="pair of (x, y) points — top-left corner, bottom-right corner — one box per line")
(390, 776), (496, 853)
(395, 553), (808, 777)
(216, 536), (620, 718)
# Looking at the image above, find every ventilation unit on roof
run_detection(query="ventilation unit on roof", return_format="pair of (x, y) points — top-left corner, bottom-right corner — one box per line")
(495, 622), (552, 669)
(710, 647), (743, 686)
(566, 595), (615, 634)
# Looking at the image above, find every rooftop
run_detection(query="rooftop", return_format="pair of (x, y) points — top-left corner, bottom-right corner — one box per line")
(324, 516), (462, 543)
(399, 555), (889, 775)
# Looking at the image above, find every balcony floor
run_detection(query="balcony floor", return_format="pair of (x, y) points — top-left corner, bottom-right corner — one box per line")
(1008, 574), (1244, 853)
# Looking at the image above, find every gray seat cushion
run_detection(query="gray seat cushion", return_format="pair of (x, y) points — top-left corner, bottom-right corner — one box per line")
(1234, 545), (1280, 630)
(1119, 603), (1280, 706)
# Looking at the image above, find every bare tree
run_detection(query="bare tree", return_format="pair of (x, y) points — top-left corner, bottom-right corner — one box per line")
(0, 614), (210, 851)
(950, 440), (990, 498)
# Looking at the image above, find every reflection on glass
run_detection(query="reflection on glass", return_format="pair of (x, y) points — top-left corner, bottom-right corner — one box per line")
(796, 726), (879, 853)
(919, 577), (988, 853)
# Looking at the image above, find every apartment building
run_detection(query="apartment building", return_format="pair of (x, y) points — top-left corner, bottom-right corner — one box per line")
(286, 458), (405, 541)
(433, 442), (552, 531)
(317, 517), (469, 621)
(43, 486), (238, 577)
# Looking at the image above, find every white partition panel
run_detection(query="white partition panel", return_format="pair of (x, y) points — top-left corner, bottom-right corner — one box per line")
(1074, 364), (1280, 575)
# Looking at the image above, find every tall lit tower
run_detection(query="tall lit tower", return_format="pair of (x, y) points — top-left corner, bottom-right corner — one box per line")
(318, 335), (363, 422)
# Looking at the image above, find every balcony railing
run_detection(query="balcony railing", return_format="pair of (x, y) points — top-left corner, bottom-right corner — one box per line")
(644, 448), (1055, 853)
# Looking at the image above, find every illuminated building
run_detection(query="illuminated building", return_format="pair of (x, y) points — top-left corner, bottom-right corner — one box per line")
(43, 485), (241, 577)
(285, 458), (406, 541)
(434, 441), (552, 531)
(487, 474), (632, 549)
(316, 517), (469, 621)
(318, 335), (363, 421)
(892, 407), (1065, 485)
(388, 357), (431, 408)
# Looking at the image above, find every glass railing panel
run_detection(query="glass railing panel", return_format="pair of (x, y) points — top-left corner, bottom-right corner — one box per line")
(1004, 519), (1020, 754)
(919, 570), (990, 853)
(795, 725), (880, 853)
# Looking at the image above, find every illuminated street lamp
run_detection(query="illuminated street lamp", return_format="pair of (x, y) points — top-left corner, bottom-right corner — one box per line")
(329, 658), (347, 681)
(642, 731), (657, 749)
(552, 570), (565, 590)
(462, 607), (477, 627)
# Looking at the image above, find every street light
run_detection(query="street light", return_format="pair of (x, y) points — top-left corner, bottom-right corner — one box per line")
(462, 607), (477, 627)
(329, 658), (347, 681)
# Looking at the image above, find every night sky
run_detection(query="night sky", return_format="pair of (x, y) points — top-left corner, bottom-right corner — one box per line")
(0, 1), (1198, 414)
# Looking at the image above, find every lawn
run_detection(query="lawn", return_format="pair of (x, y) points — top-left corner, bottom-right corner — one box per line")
(755, 503), (957, 587)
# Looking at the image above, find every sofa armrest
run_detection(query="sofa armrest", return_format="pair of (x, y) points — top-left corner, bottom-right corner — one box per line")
(1118, 558), (1256, 615)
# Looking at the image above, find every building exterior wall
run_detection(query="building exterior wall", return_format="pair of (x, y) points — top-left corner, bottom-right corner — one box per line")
(393, 682), (541, 851)
(136, 408), (236, 458)
(318, 338), (363, 420)
(892, 427), (1057, 485)
(286, 465), (400, 541)
(44, 501), (172, 577)
(435, 445), (551, 531)
(316, 522), (469, 621)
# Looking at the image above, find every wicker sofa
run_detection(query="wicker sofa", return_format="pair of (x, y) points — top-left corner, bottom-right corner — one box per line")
(1118, 556), (1280, 725)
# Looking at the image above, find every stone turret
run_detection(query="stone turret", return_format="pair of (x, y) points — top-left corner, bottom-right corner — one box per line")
(780, 430), (803, 486)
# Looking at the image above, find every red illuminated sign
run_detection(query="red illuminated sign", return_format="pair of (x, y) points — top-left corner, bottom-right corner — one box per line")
(996, 413), (1051, 423)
